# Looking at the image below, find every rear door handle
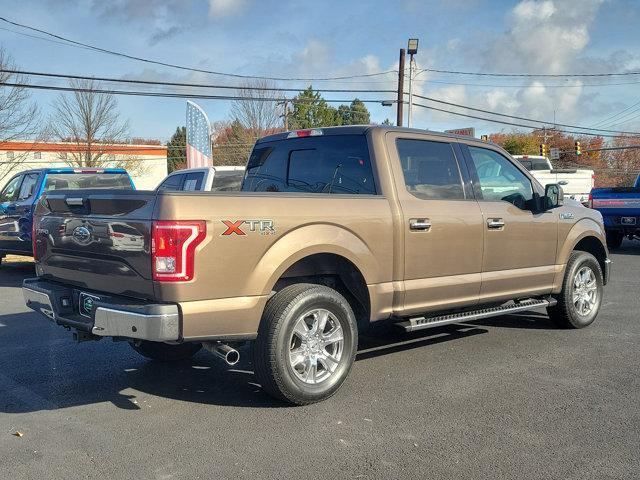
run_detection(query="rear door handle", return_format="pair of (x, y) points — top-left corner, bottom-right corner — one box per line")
(487, 218), (505, 229)
(409, 218), (431, 231)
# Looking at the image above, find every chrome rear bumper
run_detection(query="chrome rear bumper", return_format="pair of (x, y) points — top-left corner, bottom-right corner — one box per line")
(23, 278), (180, 342)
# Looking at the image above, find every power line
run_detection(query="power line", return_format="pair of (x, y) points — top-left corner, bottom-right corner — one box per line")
(0, 16), (397, 82)
(0, 68), (397, 94)
(1, 81), (392, 105)
(590, 99), (640, 128)
(411, 101), (638, 139)
(411, 93), (640, 135)
(418, 67), (640, 78)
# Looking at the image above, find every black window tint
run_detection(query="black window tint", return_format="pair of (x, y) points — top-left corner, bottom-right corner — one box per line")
(211, 171), (244, 191)
(518, 159), (533, 170)
(396, 139), (464, 200)
(158, 173), (184, 191)
(183, 172), (204, 191)
(0, 175), (23, 202)
(43, 173), (132, 190)
(18, 173), (39, 200)
(242, 135), (375, 195)
(468, 146), (534, 210)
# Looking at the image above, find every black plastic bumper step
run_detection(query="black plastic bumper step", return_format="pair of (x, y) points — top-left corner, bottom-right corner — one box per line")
(397, 298), (554, 332)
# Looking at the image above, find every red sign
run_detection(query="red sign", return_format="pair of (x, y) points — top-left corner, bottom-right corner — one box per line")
(444, 127), (475, 137)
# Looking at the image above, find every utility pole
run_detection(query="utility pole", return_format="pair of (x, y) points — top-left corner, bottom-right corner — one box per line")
(278, 99), (289, 131)
(396, 48), (405, 127)
(406, 39), (419, 128)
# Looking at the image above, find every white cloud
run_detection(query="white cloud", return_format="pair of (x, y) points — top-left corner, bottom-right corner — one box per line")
(209, 0), (249, 18)
(413, 0), (609, 129)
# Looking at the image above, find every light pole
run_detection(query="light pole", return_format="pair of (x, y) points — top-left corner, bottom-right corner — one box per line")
(407, 38), (419, 128)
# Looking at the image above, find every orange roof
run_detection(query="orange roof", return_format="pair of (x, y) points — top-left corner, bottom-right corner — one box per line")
(0, 141), (167, 156)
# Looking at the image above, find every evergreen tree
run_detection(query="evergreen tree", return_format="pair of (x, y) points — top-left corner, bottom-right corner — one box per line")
(167, 126), (186, 172)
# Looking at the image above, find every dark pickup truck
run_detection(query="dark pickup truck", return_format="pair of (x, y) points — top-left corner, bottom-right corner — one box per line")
(589, 174), (640, 248)
(0, 168), (134, 263)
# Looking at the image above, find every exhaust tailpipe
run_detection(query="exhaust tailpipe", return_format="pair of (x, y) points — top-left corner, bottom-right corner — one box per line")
(203, 342), (240, 365)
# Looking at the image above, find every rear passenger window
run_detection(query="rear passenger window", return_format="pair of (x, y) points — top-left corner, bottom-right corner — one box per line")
(183, 172), (204, 191)
(396, 139), (465, 200)
(242, 135), (376, 195)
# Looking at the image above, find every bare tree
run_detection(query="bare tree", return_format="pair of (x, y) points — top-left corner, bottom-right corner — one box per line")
(49, 79), (141, 171)
(0, 48), (40, 182)
(230, 79), (281, 135)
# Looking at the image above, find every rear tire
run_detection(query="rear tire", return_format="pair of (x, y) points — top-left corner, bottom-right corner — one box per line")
(130, 340), (201, 361)
(547, 251), (603, 329)
(606, 231), (623, 249)
(253, 284), (358, 405)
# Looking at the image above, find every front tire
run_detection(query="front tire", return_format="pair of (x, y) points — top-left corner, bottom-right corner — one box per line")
(547, 251), (603, 328)
(130, 340), (201, 361)
(253, 284), (358, 405)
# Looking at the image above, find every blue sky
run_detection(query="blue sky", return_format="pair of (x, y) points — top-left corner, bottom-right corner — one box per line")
(0, 0), (639, 141)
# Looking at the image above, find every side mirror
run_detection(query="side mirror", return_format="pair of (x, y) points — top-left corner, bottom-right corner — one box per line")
(543, 183), (564, 210)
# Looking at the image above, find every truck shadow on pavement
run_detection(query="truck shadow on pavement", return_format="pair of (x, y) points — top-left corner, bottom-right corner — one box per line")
(1, 306), (564, 411)
(610, 240), (640, 256)
(0, 260), (35, 287)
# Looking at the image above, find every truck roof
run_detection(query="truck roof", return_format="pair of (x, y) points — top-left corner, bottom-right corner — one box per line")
(256, 125), (494, 145)
(14, 167), (129, 175)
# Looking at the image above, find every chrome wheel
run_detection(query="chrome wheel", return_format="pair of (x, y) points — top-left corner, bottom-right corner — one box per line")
(572, 266), (598, 316)
(288, 308), (344, 385)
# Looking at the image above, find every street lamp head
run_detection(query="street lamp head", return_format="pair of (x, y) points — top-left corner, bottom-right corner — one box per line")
(407, 38), (419, 55)
(381, 100), (394, 107)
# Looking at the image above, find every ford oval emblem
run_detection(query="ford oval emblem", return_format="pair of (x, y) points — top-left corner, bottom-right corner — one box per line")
(72, 226), (91, 244)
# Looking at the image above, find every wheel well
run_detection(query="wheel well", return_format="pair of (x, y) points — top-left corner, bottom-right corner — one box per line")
(273, 253), (370, 325)
(574, 236), (607, 276)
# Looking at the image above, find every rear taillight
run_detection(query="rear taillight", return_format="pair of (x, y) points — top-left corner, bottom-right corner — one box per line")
(588, 193), (593, 209)
(152, 220), (206, 282)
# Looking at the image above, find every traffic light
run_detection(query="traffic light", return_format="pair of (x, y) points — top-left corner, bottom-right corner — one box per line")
(539, 143), (548, 157)
(575, 141), (581, 156)
(481, 135), (488, 142)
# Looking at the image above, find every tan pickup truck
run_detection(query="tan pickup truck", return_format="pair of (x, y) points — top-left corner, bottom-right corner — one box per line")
(23, 126), (611, 405)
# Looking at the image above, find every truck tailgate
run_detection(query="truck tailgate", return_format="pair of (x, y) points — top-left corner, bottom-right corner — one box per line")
(34, 190), (156, 299)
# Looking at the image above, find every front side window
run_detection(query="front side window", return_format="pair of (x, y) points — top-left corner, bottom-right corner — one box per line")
(468, 146), (534, 210)
(396, 139), (465, 200)
(0, 175), (23, 203)
(242, 135), (376, 195)
(158, 173), (184, 191)
(18, 173), (40, 200)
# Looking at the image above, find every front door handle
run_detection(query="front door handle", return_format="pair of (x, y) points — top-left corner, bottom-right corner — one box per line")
(409, 218), (431, 231)
(487, 218), (505, 229)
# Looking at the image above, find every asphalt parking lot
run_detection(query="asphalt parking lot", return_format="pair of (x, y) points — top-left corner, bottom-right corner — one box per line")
(1, 246), (639, 480)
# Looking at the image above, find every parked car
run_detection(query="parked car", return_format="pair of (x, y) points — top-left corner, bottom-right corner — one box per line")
(157, 166), (245, 192)
(513, 155), (594, 204)
(24, 126), (610, 405)
(0, 168), (134, 263)
(589, 173), (640, 248)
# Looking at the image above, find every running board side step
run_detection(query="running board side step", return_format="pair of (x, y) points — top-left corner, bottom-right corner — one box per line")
(397, 299), (555, 332)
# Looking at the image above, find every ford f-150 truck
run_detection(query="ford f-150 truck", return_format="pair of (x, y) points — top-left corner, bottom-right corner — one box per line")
(23, 127), (611, 405)
(589, 173), (640, 248)
(0, 168), (134, 263)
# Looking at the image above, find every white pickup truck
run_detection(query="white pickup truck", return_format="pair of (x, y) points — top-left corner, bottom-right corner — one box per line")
(513, 155), (594, 205)
(157, 166), (245, 192)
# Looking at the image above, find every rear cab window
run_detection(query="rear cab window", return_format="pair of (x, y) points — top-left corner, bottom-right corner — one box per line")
(242, 134), (377, 195)
(43, 173), (132, 191)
